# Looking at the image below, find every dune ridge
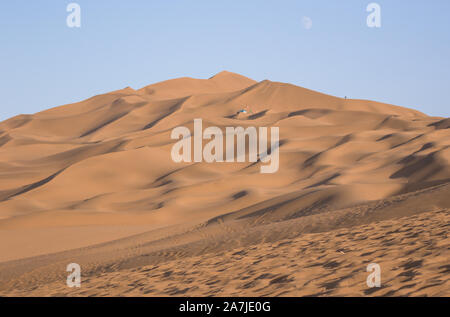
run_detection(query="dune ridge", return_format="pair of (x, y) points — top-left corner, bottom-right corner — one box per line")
(0, 71), (448, 296)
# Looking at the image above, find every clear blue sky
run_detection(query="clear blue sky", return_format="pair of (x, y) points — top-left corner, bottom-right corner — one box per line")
(0, 0), (449, 120)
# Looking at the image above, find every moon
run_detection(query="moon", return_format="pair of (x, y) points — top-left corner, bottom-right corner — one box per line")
(301, 16), (313, 30)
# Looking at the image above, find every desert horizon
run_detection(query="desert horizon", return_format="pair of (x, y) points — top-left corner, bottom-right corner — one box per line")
(0, 71), (448, 297)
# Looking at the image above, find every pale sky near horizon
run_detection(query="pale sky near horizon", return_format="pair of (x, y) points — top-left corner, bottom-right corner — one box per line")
(0, 0), (449, 120)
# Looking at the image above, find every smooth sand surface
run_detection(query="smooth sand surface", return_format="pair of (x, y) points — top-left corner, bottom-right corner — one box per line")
(0, 71), (448, 296)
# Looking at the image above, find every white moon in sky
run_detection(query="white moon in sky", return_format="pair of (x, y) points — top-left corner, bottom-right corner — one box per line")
(302, 16), (313, 30)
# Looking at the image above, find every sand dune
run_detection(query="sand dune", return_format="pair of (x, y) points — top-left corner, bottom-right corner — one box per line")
(0, 71), (448, 296)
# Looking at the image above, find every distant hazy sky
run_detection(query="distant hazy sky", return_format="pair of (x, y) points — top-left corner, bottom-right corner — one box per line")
(0, 0), (449, 120)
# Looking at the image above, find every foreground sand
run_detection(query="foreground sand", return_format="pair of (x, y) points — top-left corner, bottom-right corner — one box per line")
(0, 71), (448, 296)
(2, 206), (448, 297)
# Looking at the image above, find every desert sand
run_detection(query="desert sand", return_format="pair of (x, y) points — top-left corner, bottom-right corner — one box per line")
(0, 71), (448, 296)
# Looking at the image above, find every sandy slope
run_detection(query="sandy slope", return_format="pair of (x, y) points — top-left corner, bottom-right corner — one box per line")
(0, 71), (448, 296)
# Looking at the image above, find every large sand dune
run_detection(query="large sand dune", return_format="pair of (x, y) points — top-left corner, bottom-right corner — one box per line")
(0, 71), (448, 296)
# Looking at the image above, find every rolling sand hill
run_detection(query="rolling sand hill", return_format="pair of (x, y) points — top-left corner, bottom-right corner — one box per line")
(0, 71), (448, 296)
